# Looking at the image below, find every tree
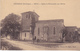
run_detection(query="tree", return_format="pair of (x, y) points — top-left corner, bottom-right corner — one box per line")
(61, 28), (68, 42)
(31, 16), (36, 43)
(1, 13), (21, 39)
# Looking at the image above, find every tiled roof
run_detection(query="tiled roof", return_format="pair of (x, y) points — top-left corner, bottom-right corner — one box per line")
(21, 11), (39, 17)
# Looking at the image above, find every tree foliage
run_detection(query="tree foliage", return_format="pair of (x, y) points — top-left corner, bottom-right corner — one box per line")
(61, 28), (68, 42)
(62, 28), (68, 38)
(1, 13), (21, 39)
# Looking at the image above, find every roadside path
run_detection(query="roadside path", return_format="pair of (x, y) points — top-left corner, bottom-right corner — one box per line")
(2, 38), (80, 50)
(2, 38), (50, 50)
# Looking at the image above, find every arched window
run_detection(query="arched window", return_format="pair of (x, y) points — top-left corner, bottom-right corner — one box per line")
(25, 33), (26, 37)
(29, 14), (30, 19)
(38, 28), (40, 35)
(43, 26), (49, 35)
(26, 14), (30, 19)
(53, 27), (55, 34)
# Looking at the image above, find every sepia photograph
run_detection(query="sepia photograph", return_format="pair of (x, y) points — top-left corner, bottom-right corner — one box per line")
(0, 0), (80, 50)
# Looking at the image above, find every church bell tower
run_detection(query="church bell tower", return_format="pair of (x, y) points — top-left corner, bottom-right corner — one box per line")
(21, 11), (39, 32)
(20, 11), (39, 40)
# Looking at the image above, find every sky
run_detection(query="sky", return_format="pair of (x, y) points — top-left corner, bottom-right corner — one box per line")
(0, 0), (80, 27)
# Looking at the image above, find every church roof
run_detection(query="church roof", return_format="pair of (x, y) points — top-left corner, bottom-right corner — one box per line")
(37, 19), (64, 23)
(65, 26), (77, 32)
(65, 26), (77, 28)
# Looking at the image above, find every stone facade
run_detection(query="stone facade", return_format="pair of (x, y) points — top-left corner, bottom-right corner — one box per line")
(34, 20), (64, 42)
(20, 11), (64, 42)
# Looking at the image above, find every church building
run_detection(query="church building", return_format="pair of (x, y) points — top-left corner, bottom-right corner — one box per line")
(20, 11), (64, 42)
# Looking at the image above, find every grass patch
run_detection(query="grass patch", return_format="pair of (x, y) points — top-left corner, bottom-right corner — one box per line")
(1, 39), (22, 50)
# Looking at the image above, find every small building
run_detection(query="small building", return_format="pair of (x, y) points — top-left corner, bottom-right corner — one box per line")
(65, 26), (78, 42)
(20, 11), (64, 42)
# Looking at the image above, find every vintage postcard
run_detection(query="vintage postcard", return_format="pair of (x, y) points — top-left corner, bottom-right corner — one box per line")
(0, 0), (80, 50)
